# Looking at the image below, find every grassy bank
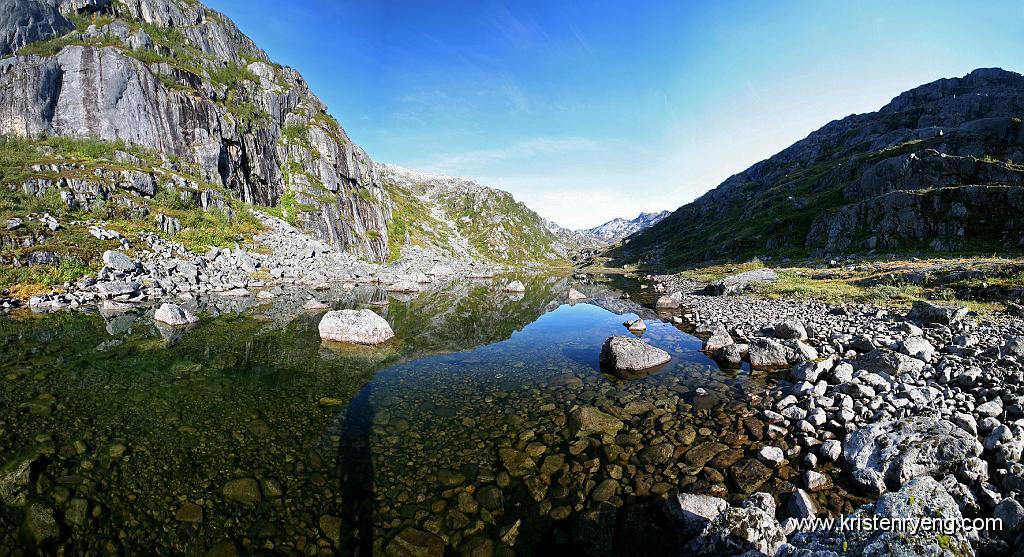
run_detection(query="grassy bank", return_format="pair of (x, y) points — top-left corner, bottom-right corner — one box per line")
(674, 257), (1021, 313)
(0, 136), (267, 296)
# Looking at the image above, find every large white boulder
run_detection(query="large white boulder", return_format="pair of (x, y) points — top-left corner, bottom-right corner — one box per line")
(153, 303), (199, 326)
(318, 309), (395, 345)
(600, 336), (671, 374)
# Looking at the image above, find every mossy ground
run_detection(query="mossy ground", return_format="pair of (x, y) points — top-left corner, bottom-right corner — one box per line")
(673, 256), (1021, 313)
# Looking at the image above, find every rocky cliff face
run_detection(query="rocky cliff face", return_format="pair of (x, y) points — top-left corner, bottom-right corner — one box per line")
(0, 0), (568, 267)
(610, 68), (1024, 270)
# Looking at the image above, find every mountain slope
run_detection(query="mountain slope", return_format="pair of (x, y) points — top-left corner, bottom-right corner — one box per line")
(585, 211), (670, 242)
(0, 0), (570, 269)
(609, 68), (1024, 270)
(379, 165), (569, 264)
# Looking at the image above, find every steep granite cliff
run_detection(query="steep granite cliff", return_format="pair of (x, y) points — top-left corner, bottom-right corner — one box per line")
(610, 68), (1024, 270)
(0, 0), (572, 270)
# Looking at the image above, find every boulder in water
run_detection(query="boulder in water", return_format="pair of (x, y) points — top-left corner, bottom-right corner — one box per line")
(153, 303), (199, 326)
(600, 336), (671, 374)
(568, 288), (587, 302)
(318, 309), (395, 345)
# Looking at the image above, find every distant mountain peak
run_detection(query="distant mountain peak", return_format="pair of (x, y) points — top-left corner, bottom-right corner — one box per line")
(584, 211), (671, 242)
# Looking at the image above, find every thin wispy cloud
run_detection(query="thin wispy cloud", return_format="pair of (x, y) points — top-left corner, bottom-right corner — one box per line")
(417, 136), (603, 174)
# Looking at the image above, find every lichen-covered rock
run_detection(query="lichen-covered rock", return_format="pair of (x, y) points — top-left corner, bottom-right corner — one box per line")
(683, 504), (787, 556)
(318, 309), (394, 345)
(780, 476), (973, 557)
(706, 268), (779, 296)
(842, 417), (982, 495)
(907, 300), (969, 325)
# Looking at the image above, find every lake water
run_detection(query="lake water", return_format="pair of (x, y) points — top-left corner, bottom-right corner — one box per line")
(0, 275), (854, 555)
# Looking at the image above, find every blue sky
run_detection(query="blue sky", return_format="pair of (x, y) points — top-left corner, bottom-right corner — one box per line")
(206, 0), (1024, 229)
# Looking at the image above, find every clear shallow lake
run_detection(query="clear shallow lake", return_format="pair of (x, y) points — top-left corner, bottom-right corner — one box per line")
(0, 275), (849, 555)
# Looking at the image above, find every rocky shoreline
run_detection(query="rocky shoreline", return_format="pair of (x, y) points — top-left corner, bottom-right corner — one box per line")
(644, 271), (1024, 555)
(24, 213), (506, 313)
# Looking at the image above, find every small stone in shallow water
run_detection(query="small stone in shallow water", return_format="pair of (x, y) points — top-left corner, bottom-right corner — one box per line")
(497, 448), (536, 477)
(386, 527), (445, 557)
(175, 502), (203, 523)
(569, 407), (624, 437)
(25, 503), (59, 544)
(222, 478), (261, 506)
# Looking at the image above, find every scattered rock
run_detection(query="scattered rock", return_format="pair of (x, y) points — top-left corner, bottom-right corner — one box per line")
(706, 268), (778, 296)
(907, 300), (968, 325)
(782, 476), (972, 557)
(102, 250), (137, 273)
(664, 492), (728, 538)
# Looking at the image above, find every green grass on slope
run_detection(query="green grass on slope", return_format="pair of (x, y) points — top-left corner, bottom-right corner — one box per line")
(0, 136), (266, 295)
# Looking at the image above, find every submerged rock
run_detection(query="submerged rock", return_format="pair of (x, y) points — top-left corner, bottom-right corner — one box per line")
(318, 309), (395, 345)
(0, 450), (38, 507)
(599, 336), (671, 374)
(386, 527), (444, 557)
(222, 478), (261, 506)
(153, 303), (199, 326)
(569, 406), (624, 437)
(24, 503), (59, 545)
